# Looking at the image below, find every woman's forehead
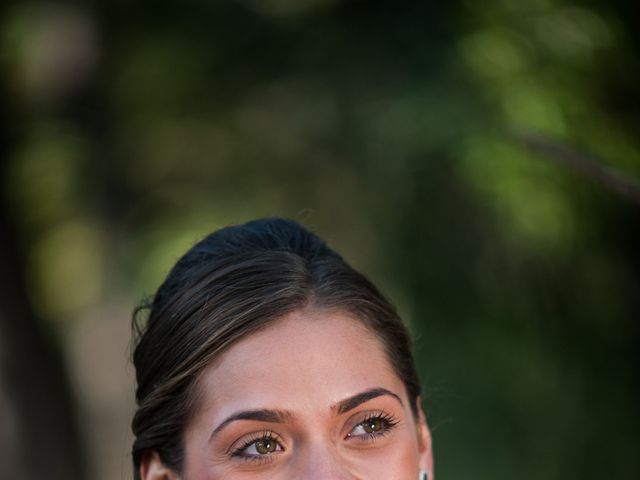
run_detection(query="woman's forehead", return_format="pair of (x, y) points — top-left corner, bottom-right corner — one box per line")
(193, 310), (405, 417)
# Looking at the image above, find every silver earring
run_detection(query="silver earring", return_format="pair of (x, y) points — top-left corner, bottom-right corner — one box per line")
(420, 470), (428, 480)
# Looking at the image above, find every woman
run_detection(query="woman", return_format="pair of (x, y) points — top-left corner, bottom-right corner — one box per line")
(131, 218), (434, 479)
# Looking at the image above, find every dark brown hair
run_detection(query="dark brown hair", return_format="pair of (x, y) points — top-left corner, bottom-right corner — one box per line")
(131, 218), (421, 478)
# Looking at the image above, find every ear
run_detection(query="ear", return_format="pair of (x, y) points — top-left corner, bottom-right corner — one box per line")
(139, 451), (180, 480)
(415, 397), (434, 480)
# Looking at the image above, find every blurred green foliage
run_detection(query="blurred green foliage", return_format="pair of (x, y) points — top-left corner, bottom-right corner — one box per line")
(2, 0), (639, 478)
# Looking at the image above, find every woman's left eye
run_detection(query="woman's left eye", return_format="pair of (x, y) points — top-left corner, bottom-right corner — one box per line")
(347, 414), (398, 439)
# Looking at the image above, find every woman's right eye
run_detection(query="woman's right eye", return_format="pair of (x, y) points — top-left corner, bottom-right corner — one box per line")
(231, 432), (284, 459)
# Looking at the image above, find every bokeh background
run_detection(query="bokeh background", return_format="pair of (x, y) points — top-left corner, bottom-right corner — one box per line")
(1, 0), (639, 479)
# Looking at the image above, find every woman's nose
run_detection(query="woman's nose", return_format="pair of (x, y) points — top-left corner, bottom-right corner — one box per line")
(295, 442), (360, 480)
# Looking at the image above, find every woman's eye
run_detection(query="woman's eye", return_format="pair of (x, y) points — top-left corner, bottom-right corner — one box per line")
(250, 438), (279, 455)
(233, 435), (284, 458)
(348, 414), (397, 439)
(357, 418), (384, 434)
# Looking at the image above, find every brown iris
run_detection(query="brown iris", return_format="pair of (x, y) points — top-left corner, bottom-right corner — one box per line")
(362, 417), (384, 434)
(255, 438), (278, 454)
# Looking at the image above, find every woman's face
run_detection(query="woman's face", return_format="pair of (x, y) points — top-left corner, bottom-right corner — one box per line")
(142, 310), (433, 480)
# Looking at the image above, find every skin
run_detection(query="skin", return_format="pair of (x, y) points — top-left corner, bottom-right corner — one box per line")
(141, 309), (433, 480)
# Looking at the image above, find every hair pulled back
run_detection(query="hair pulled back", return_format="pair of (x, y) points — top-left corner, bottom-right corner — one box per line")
(131, 218), (421, 478)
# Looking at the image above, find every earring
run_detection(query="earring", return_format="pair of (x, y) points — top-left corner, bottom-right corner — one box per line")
(420, 470), (428, 480)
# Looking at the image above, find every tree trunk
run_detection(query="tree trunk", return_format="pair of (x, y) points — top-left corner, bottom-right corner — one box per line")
(0, 66), (86, 480)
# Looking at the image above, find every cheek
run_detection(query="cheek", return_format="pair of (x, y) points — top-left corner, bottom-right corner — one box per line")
(181, 442), (208, 480)
(344, 429), (421, 480)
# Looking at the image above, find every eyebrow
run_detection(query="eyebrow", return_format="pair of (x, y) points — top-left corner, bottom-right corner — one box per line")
(209, 409), (291, 441)
(334, 387), (403, 414)
(208, 387), (403, 442)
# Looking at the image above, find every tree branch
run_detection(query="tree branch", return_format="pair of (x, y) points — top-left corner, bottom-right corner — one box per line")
(511, 130), (640, 207)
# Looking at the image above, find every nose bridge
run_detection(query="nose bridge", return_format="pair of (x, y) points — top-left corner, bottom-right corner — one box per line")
(295, 438), (359, 480)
